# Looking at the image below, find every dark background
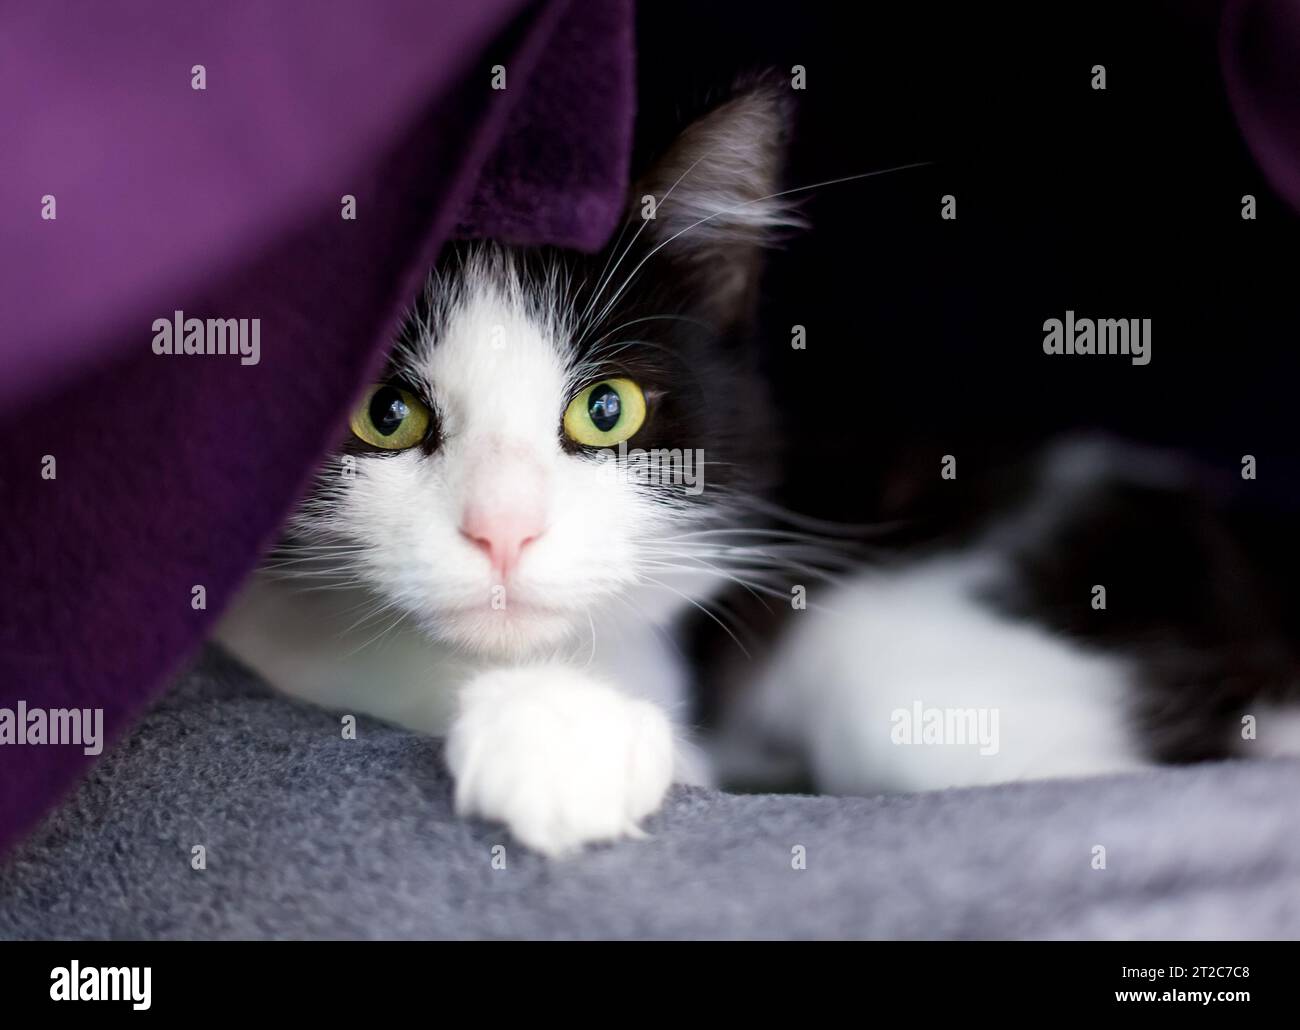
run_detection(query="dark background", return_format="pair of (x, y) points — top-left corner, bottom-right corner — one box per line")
(633, 0), (1299, 525)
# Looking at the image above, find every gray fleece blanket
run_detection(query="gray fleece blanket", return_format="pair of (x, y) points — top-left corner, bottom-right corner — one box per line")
(2, 648), (1298, 940)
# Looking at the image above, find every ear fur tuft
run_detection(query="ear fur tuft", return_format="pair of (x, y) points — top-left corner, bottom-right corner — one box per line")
(632, 77), (801, 327)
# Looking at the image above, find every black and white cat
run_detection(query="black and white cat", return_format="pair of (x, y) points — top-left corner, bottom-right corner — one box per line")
(217, 82), (1300, 856)
(216, 84), (791, 855)
(724, 436), (1300, 794)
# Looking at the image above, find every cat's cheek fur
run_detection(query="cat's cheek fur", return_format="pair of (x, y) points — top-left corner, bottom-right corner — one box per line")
(446, 665), (675, 857)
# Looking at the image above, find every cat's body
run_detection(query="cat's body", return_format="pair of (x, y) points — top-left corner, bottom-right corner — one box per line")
(218, 82), (1300, 856)
(715, 435), (1300, 794)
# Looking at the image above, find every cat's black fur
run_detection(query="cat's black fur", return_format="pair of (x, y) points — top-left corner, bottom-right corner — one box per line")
(972, 444), (1300, 763)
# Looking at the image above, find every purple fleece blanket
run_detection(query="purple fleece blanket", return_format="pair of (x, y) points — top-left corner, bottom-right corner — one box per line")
(0, 0), (632, 856)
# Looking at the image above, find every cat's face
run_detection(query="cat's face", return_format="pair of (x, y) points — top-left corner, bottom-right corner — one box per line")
(281, 85), (794, 658)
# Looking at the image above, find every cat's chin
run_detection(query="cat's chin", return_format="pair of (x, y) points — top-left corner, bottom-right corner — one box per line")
(427, 603), (583, 660)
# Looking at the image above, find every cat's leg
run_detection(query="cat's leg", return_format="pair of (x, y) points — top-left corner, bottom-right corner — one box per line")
(735, 554), (1149, 796)
(448, 609), (702, 856)
(445, 663), (675, 857)
(585, 602), (713, 786)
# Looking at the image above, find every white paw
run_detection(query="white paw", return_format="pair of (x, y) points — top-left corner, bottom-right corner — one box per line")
(445, 666), (675, 857)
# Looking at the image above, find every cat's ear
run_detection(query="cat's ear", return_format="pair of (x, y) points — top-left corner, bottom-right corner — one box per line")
(630, 80), (799, 329)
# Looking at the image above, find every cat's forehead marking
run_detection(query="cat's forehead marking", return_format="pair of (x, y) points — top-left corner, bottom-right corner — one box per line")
(422, 262), (573, 443)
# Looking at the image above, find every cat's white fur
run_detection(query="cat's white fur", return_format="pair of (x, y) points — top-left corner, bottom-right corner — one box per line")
(725, 439), (1162, 794)
(1237, 705), (1300, 759)
(217, 255), (713, 856)
(728, 553), (1149, 795)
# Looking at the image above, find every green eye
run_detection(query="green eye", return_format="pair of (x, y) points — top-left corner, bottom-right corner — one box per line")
(563, 377), (646, 446)
(349, 384), (431, 450)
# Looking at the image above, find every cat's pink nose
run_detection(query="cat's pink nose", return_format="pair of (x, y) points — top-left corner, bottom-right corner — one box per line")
(459, 507), (544, 579)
